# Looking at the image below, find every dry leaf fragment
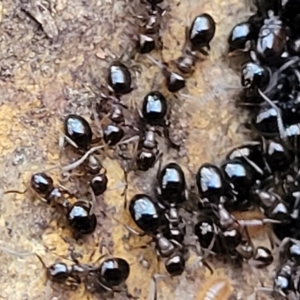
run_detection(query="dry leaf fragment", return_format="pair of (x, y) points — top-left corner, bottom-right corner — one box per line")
(96, 50), (107, 60)
(22, 0), (58, 39)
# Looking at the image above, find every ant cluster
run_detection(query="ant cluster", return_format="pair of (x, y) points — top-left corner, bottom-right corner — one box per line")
(3, 1), (217, 297)
(134, 0), (216, 93)
(227, 0), (300, 298)
(6, 0), (297, 299)
(126, 162), (189, 278)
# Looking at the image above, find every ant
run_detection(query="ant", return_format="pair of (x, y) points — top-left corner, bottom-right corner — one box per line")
(121, 91), (177, 172)
(84, 154), (109, 197)
(256, 10), (287, 65)
(174, 13), (216, 75)
(35, 253), (134, 298)
(95, 88), (140, 148)
(215, 202), (281, 232)
(135, 125), (162, 171)
(133, 91), (169, 171)
(156, 162), (189, 206)
(135, 2), (167, 54)
(63, 114), (96, 152)
(125, 194), (189, 276)
(146, 55), (186, 93)
(105, 43), (141, 99)
(249, 239), (300, 299)
(107, 60), (134, 97)
(188, 13), (216, 55)
(6, 172), (97, 238)
(193, 212), (274, 269)
(62, 92), (140, 171)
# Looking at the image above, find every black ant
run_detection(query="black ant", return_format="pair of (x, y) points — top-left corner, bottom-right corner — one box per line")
(193, 212), (274, 269)
(146, 55), (186, 93)
(132, 91), (168, 171)
(107, 60), (134, 97)
(156, 162), (189, 206)
(135, 2), (166, 54)
(123, 193), (190, 299)
(35, 253), (134, 298)
(6, 172), (97, 238)
(95, 88), (140, 148)
(105, 43), (141, 99)
(188, 13), (216, 55)
(84, 154), (109, 197)
(131, 91), (183, 173)
(175, 13), (216, 74)
(63, 114), (95, 151)
(134, 125), (162, 171)
(250, 238), (300, 299)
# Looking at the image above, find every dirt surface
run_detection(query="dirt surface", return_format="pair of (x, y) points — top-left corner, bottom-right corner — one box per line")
(0, 0), (273, 299)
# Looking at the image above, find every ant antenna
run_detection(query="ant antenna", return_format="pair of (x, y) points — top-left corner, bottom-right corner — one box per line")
(122, 169), (129, 209)
(0, 245), (33, 258)
(4, 188), (27, 195)
(88, 187), (96, 215)
(35, 253), (48, 269)
(100, 243), (112, 256)
(146, 54), (167, 70)
(258, 89), (287, 142)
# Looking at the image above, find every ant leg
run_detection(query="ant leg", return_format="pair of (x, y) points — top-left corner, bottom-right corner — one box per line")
(252, 287), (273, 298)
(35, 253), (49, 271)
(150, 274), (168, 300)
(155, 153), (163, 180)
(136, 103), (144, 119)
(275, 237), (299, 261)
(59, 132), (79, 149)
(149, 277), (157, 300)
(183, 26), (190, 52)
(90, 137), (102, 145)
(239, 152), (264, 176)
(118, 135), (140, 146)
(162, 122), (181, 151)
(266, 227), (276, 250)
(58, 134), (65, 160)
(112, 216), (146, 239)
(185, 240), (214, 274)
(154, 146), (163, 163)
(123, 224), (146, 237)
(263, 56), (299, 95)
(237, 218), (281, 229)
(57, 184), (77, 196)
(197, 240), (215, 274)
(122, 169), (129, 209)
(99, 243), (112, 256)
(88, 187), (97, 216)
(169, 239), (184, 250)
(199, 47), (209, 56)
(4, 188), (27, 195)
(242, 225), (255, 248)
(61, 145), (106, 172)
(258, 89), (287, 142)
